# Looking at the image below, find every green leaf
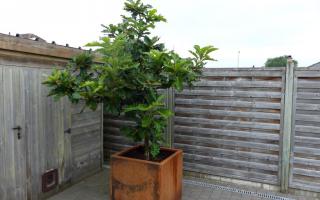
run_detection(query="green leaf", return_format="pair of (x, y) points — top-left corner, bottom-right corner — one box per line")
(85, 41), (101, 47)
(157, 109), (172, 118)
(150, 143), (160, 159)
(142, 116), (152, 128)
(175, 77), (183, 91)
(72, 92), (81, 100)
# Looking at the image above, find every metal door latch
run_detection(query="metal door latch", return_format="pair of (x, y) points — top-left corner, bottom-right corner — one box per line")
(12, 126), (22, 139)
(64, 128), (71, 134)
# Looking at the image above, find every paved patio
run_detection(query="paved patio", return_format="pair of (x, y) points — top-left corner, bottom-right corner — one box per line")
(49, 168), (305, 200)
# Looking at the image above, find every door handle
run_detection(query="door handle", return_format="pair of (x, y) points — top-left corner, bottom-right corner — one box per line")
(64, 128), (71, 134)
(12, 126), (22, 139)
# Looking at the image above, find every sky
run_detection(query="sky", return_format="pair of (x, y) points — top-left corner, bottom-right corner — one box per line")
(1, 0), (320, 68)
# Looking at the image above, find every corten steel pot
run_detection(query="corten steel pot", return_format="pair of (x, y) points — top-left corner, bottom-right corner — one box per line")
(110, 145), (183, 200)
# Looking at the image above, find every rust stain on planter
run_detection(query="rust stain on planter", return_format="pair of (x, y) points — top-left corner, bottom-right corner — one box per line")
(110, 145), (183, 200)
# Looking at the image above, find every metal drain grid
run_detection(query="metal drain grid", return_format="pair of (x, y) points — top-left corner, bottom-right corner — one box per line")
(183, 180), (295, 200)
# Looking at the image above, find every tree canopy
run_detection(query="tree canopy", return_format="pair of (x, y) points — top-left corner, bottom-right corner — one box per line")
(43, 0), (217, 159)
(265, 56), (298, 67)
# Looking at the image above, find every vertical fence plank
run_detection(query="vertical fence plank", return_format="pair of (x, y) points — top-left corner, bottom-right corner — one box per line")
(70, 102), (102, 182)
(3, 67), (17, 199)
(280, 58), (295, 192)
(13, 67), (27, 200)
(165, 88), (175, 147)
(0, 66), (5, 199)
(25, 68), (35, 199)
(288, 72), (297, 188)
(62, 97), (72, 183)
(38, 69), (48, 198)
(100, 104), (104, 166)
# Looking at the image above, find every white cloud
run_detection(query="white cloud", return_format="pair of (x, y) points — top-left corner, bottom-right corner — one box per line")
(1, 0), (319, 67)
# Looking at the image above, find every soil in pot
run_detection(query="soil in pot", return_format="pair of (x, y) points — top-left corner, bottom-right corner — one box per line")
(121, 146), (174, 162)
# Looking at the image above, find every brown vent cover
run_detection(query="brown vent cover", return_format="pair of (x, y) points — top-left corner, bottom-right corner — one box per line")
(42, 169), (58, 193)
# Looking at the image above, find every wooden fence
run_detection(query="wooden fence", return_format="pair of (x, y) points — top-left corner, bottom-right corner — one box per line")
(104, 63), (320, 194)
(174, 68), (285, 185)
(290, 68), (320, 192)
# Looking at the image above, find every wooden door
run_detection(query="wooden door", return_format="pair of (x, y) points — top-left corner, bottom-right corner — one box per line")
(0, 66), (102, 199)
(37, 69), (73, 199)
(0, 66), (28, 200)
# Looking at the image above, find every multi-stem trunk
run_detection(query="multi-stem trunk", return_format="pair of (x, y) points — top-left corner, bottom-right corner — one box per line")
(144, 134), (150, 160)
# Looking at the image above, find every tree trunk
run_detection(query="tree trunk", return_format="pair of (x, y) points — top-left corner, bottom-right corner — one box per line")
(144, 135), (150, 160)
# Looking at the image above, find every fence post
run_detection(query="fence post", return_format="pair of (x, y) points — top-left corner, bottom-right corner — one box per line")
(280, 56), (295, 192)
(165, 87), (175, 147)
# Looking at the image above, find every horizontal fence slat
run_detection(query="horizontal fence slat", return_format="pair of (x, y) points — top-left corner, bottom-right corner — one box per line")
(72, 111), (101, 122)
(295, 136), (320, 144)
(295, 114), (320, 123)
(293, 168), (320, 178)
(184, 162), (278, 184)
(176, 98), (281, 109)
(174, 143), (279, 162)
(290, 180), (320, 193)
(175, 107), (281, 120)
(174, 134), (279, 151)
(202, 69), (284, 77)
(295, 125), (320, 134)
(104, 134), (135, 145)
(294, 146), (320, 156)
(293, 157), (320, 168)
(177, 90), (282, 98)
(194, 80), (282, 88)
(104, 119), (136, 127)
(184, 153), (278, 172)
(175, 116), (280, 131)
(72, 122), (101, 136)
(175, 125), (279, 140)
(296, 103), (320, 111)
(297, 92), (320, 100)
(296, 70), (320, 77)
(297, 80), (320, 89)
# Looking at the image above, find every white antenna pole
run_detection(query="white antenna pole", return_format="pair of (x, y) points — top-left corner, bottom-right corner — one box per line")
(237, 51), (240, 68)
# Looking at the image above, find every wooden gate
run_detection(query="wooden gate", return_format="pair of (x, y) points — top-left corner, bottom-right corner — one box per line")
(0, 66), (71, 199)
(0, 66), (103, 200)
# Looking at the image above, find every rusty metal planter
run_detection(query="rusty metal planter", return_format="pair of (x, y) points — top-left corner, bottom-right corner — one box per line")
(110, 145), (183, 200)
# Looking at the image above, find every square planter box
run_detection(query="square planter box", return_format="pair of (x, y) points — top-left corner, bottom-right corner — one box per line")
(110, 145), (183, 200)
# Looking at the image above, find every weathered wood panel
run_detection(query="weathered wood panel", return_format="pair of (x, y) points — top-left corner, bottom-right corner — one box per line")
(0, 67), (28, 200)
(0, 67), (4, 200)
(202, 68), (285, 77)
(290, 70), (320, 192)
(176, 98), (281, 109)
(70, 102), (102, 182)
(0, 34), (103, 200)
(103, 115), (138, 162)
(24, 68), (40, 200)
(174, 68), (285, 185)
(0, 65), (103, 200)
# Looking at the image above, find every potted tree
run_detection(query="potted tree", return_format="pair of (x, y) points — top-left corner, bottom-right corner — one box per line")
(44, 0), (217, 199)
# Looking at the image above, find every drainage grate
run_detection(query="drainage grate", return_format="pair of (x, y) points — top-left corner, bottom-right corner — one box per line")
(183, 180), (295, 200)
